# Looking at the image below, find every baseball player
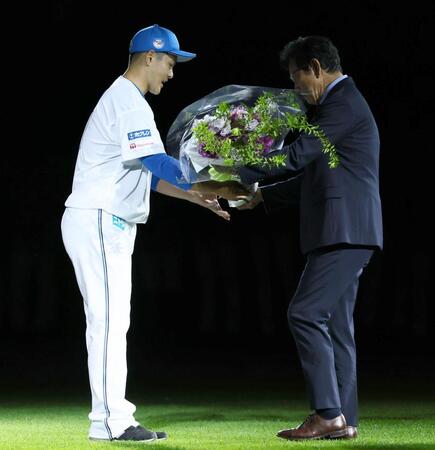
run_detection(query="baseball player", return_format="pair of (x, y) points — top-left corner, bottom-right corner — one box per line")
(61, 24), (247, 443)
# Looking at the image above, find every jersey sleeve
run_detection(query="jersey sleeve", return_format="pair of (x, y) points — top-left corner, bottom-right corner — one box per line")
(141, 154), (192, 191)
(118, 108), (166, 162)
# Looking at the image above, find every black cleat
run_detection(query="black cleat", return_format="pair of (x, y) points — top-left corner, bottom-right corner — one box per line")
(114, 425), (157, 442)
(155, 430), (168, 440)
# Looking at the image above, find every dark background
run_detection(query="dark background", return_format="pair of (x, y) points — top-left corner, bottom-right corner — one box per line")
(2, 2), (434, 391)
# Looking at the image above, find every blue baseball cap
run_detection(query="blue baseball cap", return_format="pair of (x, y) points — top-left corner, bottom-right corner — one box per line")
(129, 24), (196, 63)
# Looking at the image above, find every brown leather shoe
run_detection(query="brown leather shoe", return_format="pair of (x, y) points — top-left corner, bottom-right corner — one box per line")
(344, 426), (358, 439)
(277, 413), (348, 440)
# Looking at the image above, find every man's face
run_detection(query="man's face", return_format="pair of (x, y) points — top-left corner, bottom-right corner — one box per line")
(288, 60), (323, 105)
(147, 53), (176, 95)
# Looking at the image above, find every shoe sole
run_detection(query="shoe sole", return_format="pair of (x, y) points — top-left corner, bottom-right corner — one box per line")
(277, 428), (349, 441)
(89, 437), (157, 442)
(327, 429), (352, 439)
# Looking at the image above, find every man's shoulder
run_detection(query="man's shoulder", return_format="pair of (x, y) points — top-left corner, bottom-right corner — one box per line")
(322, 77), (370, 116)
(99, 77), (150, 116)
(327, 77), (367, 104)
(102, 77), (136, 101)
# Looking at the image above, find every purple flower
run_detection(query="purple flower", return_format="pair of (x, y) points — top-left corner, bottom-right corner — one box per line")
(257, 136), (274, 155)
(198, 142), (218, 158)
(230, 106), (248, 122)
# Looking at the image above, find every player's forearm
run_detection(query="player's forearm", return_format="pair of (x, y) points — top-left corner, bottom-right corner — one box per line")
(154, 179), (196, 202)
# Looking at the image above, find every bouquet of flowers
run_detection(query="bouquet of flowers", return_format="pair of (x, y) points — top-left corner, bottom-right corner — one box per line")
(166, 85), (338, 185)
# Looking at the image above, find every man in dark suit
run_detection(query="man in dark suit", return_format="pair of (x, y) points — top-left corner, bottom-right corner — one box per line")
(237, 36), (382, 440)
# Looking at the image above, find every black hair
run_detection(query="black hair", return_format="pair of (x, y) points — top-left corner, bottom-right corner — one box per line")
(279, 36), (342, 73)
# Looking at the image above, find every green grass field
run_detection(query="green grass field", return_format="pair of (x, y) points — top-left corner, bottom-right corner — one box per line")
(1, 379), (434, 450)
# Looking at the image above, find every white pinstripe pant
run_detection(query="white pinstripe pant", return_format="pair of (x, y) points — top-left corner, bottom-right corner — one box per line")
(61, 207), (139, 439)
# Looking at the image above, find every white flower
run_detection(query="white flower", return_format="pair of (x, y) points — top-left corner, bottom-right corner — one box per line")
(245, 119), (259, 131)
(209, 117), (227, 132)
(219, 124), (232, 136)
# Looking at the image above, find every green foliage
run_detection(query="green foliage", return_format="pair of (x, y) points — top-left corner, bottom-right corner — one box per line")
(208, 167), (240, 182)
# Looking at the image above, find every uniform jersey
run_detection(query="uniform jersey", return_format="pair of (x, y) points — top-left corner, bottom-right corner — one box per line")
(65, 76), (166, 223)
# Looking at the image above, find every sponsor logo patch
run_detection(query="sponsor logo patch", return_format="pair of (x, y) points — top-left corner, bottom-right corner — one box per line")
(129, 142), (155, 150)
(128, 129), (151, 140)
(112, 215), (126, 230)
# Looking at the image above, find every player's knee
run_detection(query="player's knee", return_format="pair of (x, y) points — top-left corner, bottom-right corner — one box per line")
(288, 302), (327, 328)
(287, 302), (304, 327)
(88, 314), (130, 335)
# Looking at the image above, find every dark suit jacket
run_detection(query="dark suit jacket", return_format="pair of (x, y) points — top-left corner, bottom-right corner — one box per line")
(239, 77), (383, 255)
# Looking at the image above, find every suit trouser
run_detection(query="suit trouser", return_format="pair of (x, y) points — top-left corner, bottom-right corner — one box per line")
(61, 207), (139, 439)
(288, 247), (373, 426)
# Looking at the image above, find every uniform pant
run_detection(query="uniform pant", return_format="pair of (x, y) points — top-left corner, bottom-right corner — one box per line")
(287, 247), (374, 427)
(61, 207), (138, 439)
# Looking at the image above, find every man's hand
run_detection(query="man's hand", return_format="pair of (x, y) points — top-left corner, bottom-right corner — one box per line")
(191, 181), (251, 201)
(188, 192), (230, 221)
(236, 188), (264, 210)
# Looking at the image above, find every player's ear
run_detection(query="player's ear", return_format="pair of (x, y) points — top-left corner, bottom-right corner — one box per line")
(144, 51), (156, 66)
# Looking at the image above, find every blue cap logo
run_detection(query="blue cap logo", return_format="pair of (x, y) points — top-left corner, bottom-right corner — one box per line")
(153, 39), (164, 49)
(129, 24), (196, 63)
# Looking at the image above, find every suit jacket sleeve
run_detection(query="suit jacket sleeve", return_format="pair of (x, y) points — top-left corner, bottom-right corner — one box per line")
(261, 173), (302, 214)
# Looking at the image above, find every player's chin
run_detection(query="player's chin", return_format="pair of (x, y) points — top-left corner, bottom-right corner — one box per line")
(150, 84), (163, 95)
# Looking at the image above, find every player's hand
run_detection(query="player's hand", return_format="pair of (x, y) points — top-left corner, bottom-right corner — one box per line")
(191, 181), (250, 201)
(236, 188), (264, 210)
(188, 192), (230, 221)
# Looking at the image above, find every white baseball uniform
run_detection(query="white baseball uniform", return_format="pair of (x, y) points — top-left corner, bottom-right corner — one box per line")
(61, 76), (165, 439)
